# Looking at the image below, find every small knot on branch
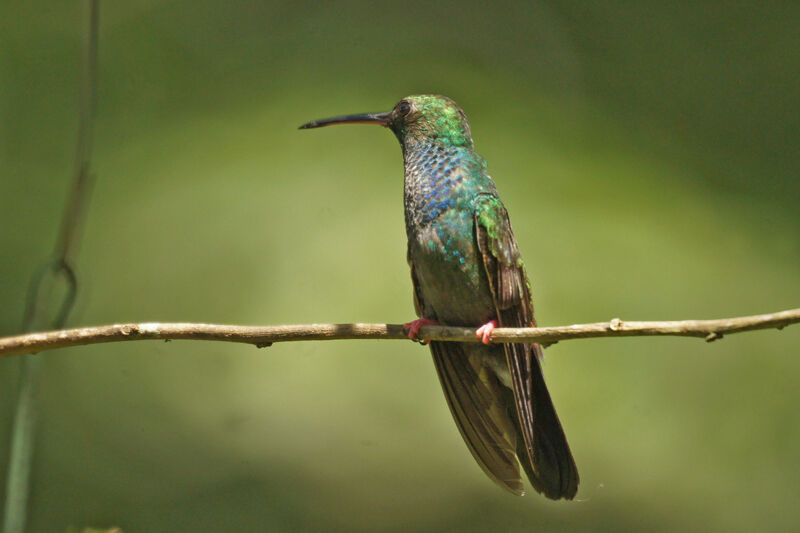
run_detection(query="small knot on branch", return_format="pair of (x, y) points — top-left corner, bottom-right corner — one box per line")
(609, 318), (623, 331)
(705, 332), (723, 342)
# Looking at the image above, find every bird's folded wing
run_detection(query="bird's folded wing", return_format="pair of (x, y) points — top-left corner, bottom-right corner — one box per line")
(473, 193), (579, 499)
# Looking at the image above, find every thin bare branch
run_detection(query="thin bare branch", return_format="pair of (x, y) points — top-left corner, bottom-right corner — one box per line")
(0, 308), (797, 359)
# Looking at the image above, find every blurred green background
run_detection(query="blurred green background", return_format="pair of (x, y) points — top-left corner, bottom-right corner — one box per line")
(1, 1), (799, 531)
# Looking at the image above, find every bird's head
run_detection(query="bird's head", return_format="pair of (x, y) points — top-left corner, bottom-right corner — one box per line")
(300, 94), (473, 148)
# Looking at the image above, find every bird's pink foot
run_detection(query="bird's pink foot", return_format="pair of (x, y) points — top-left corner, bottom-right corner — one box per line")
(403, 318), (439, 344)
(476, 320), (498, 345)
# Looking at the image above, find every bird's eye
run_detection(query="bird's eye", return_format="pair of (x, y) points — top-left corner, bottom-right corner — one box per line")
(397, 101), (412, 117)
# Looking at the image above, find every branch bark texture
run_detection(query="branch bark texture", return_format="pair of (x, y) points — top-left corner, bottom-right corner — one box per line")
(0, 308), (797, 359)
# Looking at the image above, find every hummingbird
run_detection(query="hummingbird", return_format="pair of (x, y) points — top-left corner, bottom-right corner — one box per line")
(300, 95), (578, 499)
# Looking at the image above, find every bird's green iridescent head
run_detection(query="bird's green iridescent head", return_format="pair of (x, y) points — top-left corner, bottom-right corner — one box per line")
(391, 95), (473, 147)
(299, 94), (474, 148)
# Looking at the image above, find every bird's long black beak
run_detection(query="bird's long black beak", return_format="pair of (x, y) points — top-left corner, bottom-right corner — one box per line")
(299, 111), (392, 130)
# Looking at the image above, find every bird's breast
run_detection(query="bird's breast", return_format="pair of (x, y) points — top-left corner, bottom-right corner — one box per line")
(403, 142), (500, 326)
(408, 210), (496, 326)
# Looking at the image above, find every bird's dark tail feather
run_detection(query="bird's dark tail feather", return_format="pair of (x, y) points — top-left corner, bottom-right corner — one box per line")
(510, 348), (579, 500)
